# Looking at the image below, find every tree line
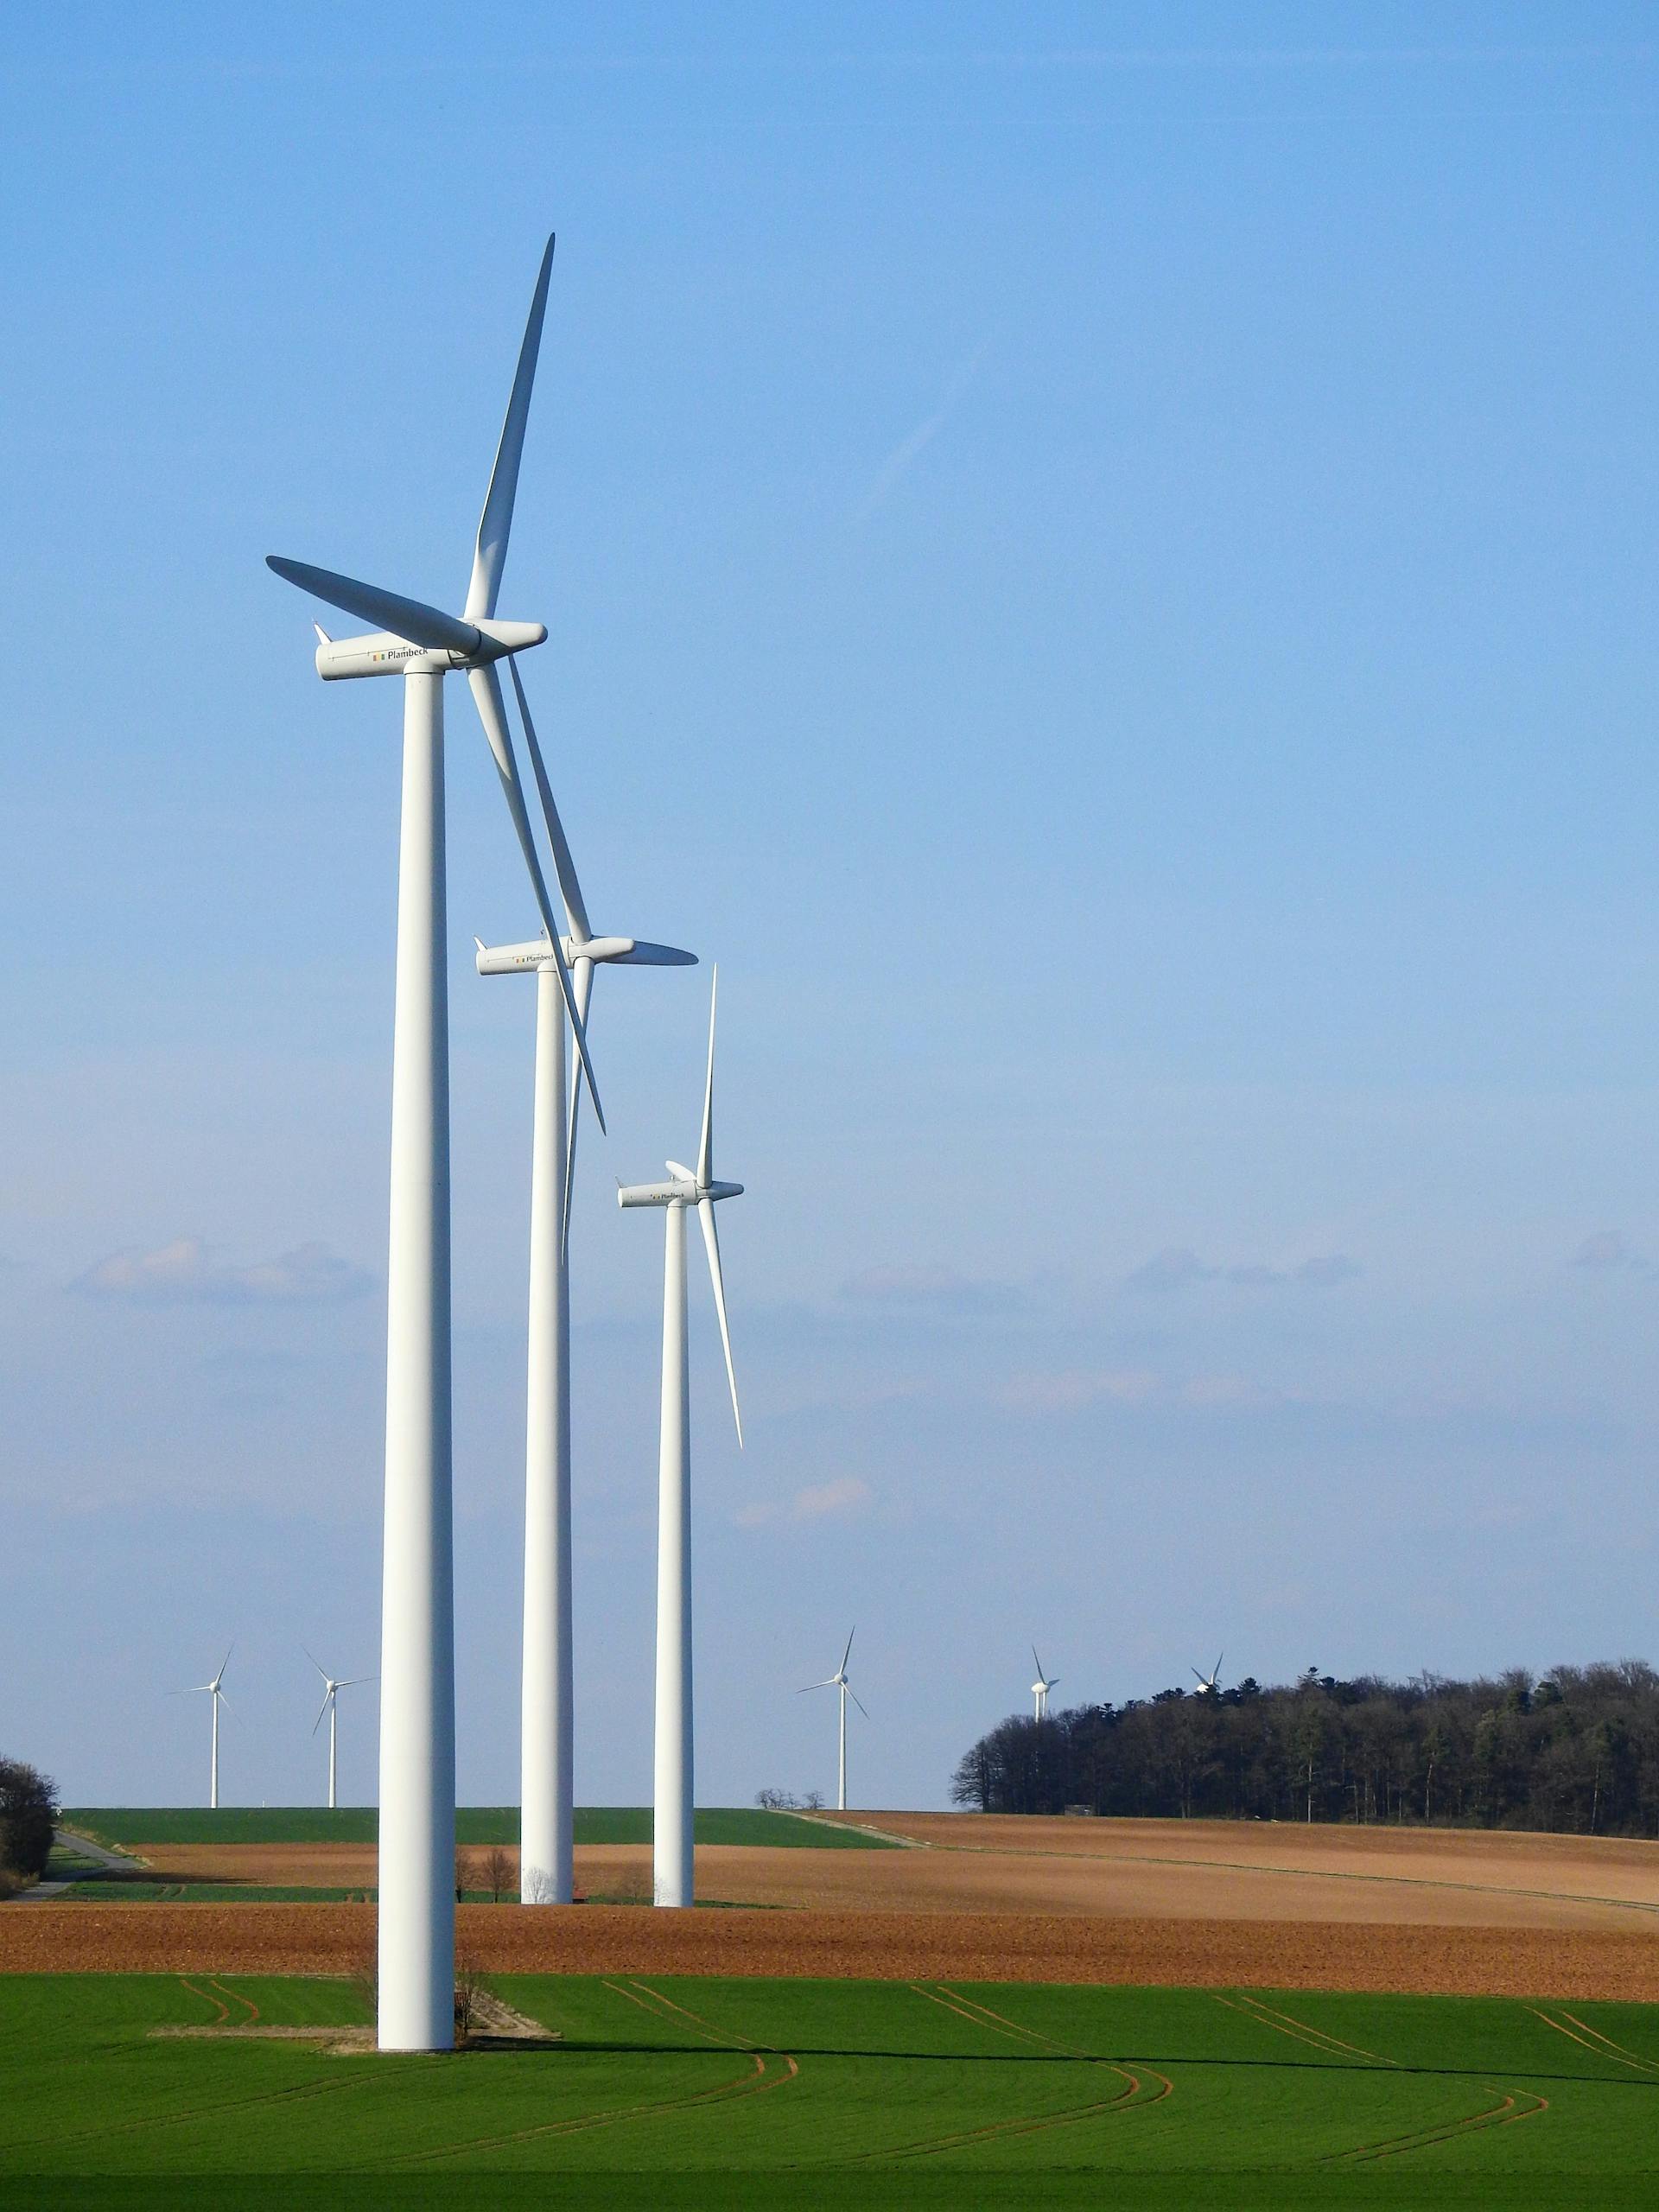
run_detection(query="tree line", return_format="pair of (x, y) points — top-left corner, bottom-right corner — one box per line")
(950, 1663), (1659, 1836)
(0, 1758), (57, 1893)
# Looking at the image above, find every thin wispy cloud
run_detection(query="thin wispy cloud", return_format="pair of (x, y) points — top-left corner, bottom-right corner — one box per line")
(858, 348), (984, 517)
(841, 1262), (1021, 1315)
(734, 1475), (872, 1529)
(996, 1369), (1284, 1415)
(1572, 1231), (1649, 1274)
(74, 1236), (374, 1306)
(1125, 1247), (1360, 1294)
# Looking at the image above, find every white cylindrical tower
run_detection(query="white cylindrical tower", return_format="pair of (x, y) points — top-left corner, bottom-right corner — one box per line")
(521, 962), (574, 1904)
(377, 669), (456, 2051)
(653, 1200), (693, 1908)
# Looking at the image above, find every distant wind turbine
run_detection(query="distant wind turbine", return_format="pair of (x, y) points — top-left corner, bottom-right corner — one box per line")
(304, 1650), (376, 1811)
(1192, 1653), (1224, 1696)
(1031, 1647), (1058, 1721)
(619, 971), (745, 1908)
(474, 745), (694, 1910)
(799, 1629), (868, 1812)
(171, 1648), (232, 1808)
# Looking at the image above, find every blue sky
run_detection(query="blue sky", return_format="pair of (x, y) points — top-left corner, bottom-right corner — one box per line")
(2, 3), (1656, 1810)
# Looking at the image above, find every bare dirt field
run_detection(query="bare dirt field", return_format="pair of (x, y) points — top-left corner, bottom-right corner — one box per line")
(124, 1814), (1659, 1933)
(5, 1899), (1659, 2002)
(30, 1815), (1659, 1999)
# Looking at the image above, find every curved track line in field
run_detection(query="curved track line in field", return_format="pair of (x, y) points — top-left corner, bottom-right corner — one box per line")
(864, 2066), (1164, 2163)
(926, 1982), (1173, 2104)
(1219, 1991), (1395, 2065)
(601, 1976), (753, 2050)
(1529, 2005), (1659, 2075)
(391, 2050), (799, 2166)
(618, 1977), (768, 2052)
(177, 1975), (230, 2024)
(9, 2048), (428, 2157)
(924, 1983), (1091, 2059)
(208, 1976), (259, 2022)
(1325, 2082), (1549, 2165)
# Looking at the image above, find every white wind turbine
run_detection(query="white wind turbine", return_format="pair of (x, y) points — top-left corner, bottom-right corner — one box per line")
(619, 972), (744, 1908)
(1191, 1653), (1224, 1696)
(267, 234), (601, 2052)
(1031, 1646), (1059, 1721)
(171, 1648), (232, 1808)
(799, 1629), (868, 1813)
(476, 741), (694, 1910)
(304, 1650), (376, 1812)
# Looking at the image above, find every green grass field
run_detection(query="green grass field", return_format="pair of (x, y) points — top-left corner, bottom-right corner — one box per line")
(59, 1808), (890, 1850)
(3, 1971), (1657, 2209)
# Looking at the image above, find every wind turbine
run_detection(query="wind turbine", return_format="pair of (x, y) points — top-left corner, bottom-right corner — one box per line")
(171, 1649), (232, 1808)
(1031, 1647), (1058, 1721)
(304, 1650), (376, 1812)
(799, 1629), (867, 1813)
(266, 234), (600, 2052)
(619, 972), (744, 1907)
(1192, 1653), (1224, 1696)
(475, 741), (694, 1910)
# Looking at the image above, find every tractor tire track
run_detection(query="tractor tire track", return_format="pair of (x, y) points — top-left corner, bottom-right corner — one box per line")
(1324, 2082), (1549, 2164)
(1529, 2004), (1659, 2075)
(390, 2050), (797, 2166)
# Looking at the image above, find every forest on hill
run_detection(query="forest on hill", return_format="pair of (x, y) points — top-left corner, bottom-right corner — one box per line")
(950, 1663), (1659, 1836)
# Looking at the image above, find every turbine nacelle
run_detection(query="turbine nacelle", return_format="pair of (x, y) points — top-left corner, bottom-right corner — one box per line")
(315, 616), (547, 682)
(474, 933), (692, 976)
(617, 1167), (742, 1209)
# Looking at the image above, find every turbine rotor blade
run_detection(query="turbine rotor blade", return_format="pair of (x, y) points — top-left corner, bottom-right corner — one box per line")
(849, 1688), (871, 1720)
(696, 1195), (742, 1449)
(1033, 1647), (1044, 1681)
(841, 1627), (855, 1675)
(302, 1645), (329, 1684)
(696, 969), (718, 1188)
(266, 557), (480, 656)
(311, 1693), (331, 1737)
(608, 940), (697, 967)
(508, 658), (591, 941)
(465, 235), (556, 623)
(467, 664), (605, 1133)
(561, 954), (595, 1260)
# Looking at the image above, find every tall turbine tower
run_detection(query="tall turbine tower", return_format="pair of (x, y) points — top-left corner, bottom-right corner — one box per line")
(1031, 1647), (1059, 1721)
(171, 1649), (232, 1808)
(619, 974), (744, 1907)
(267, 235), (601, 2051)
(305, 1651), (375, 1812)
(799, 1629), (867, 1812)
(475, 760), (693, 1908)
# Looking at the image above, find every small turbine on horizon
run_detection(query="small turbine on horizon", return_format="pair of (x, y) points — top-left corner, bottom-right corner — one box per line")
(799, 1629), (868, 1813)
(619, 971), (745, 1909)
(305, 1650), (376, 1811)
(1031, 1647), (1059, 1722)
(1191, 1652), (1225, 1696)
(171, 1648), (232, 1808)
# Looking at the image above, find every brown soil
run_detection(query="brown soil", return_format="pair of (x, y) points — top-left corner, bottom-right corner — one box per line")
(4, 1901), (1659, 2002)
(134, 1816), (1659, 1932)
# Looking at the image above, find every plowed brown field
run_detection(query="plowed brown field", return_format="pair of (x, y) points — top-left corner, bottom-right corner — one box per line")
(125, 1813), (1659, 1932)
(6, 1901), (1659, 2001)
(31, 1814), (1659, 1999)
